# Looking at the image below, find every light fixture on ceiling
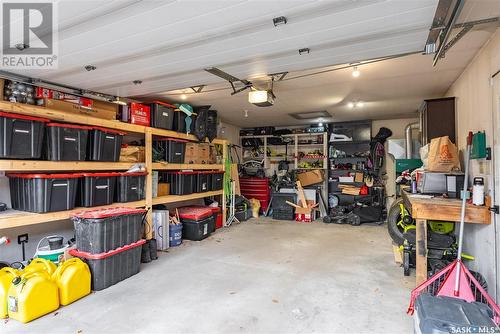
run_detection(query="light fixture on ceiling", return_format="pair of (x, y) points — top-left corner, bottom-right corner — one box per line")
(244, 110), (249, 118)
(84, 65), (97, 72)
(318, 122), (323, 127)
(352, 66), (360, 78)
(132, 80), (142, 85)
(347, 101), (364, 108)
(180, 94), (187, 100)
(273, 16), (287, 27)
(248, 89), (275, 107)
(111, 97), (127, 106)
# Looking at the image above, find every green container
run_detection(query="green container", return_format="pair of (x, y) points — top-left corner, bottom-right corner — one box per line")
(395, 159), (422, 173)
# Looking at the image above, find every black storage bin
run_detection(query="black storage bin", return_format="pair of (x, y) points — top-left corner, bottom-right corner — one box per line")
(77, 172), (119, 207)
(195, 171), (210, 193)
(272, 208), (295, 220)
(0, 112), (49, 159)
(88, 127), (124, 162)
(166, 171), (196, 195)
(69, 239), (145, 291)
(7, 173), (80, 213)
(45, 123), (91, 161)
(115, 172), (147, 202)
(271, 193), (296, 210)
(173, 111), (195, 134)
(72, 207), (146, 253)
(150, 102), (175, 130)
(211, 171), (224, 191)
(154, 138), (187, 163)
(177, 207), (214, 241)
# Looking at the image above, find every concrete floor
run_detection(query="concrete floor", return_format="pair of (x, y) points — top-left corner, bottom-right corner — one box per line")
(3, 218), (415, 334)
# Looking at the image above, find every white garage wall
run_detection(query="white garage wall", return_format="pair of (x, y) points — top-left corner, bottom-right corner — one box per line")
(446, 28), (500, 300)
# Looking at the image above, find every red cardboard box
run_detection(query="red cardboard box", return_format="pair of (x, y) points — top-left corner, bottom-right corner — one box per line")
(129, 103), (150, 126)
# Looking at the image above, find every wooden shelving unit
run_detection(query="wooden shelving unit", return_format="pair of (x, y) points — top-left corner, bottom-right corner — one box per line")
(0, 101), (228, 237)
(0, 200), (147, 229)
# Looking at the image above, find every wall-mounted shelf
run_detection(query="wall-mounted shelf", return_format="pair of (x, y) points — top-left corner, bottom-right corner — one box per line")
(0, 200), (146, 229)
(152, 190), (224, 205)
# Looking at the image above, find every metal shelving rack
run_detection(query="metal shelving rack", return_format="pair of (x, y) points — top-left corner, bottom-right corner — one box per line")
(0, 101), (228, 239)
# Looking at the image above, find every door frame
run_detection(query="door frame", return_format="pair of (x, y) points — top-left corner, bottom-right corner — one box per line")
(492, 74), (500, 302)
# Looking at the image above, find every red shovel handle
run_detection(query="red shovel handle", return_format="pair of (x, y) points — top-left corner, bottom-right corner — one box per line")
(467, 132), (473, 146)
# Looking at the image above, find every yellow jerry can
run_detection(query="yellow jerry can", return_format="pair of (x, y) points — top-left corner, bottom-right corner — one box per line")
(0, 267), (19, 319)
(24, 258), (57, 276)
(52, 258), (91, 305)
(7, 270), (59, 323)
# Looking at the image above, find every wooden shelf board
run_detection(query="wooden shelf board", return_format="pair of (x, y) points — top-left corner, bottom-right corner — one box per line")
(151, 128), (226, 144)
(0, 160), (139, 171)
(0, 101), (145, 134)
(0, 200), (146, 230)
(152, 163), (223, 170)
(152, 190), (223, 205)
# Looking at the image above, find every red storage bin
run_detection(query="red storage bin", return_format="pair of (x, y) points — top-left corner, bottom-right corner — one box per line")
(129, 103), (150, 126)
(208, 206), (223, 229)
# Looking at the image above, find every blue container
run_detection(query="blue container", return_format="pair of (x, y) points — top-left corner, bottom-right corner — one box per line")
(169, 224), (183, 247)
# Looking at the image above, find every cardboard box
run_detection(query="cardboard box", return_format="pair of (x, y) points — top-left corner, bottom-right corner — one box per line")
(198, 143), (210, 164)
(297, 169), (324, 186)
(184, 142), (199, 164)
(119, 145), (145, 162)
(43, 98), (118, 120)
(158, 183), (170, 196)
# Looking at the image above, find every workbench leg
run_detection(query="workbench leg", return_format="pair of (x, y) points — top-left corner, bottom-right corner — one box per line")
(415, 219), (427, 285)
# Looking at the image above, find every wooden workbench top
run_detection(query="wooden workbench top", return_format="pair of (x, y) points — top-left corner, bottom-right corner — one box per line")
(401, 191), (491, 224)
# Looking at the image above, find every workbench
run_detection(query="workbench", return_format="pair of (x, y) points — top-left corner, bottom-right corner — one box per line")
(401, 191), (491, 285)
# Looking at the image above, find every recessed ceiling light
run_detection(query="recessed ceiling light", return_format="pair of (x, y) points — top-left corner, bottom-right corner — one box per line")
(84, 65), (97, 71)
(318, 122), (323, 127)
(352, 66), (360, 78)
(347, 102), (354, 108)
(180, 94), (187, 100)
(133, 80), (142, 85)
(356, 101), (364, 107)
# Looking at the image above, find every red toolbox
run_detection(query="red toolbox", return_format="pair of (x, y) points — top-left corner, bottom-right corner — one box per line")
(128, 103), (150, 126)
(239, 177), (270, 213)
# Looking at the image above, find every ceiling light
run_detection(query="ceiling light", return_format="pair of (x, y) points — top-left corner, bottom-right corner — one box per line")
(112, 97), (127, 106)
(180, 94), (187, 100)
(244, 110), (249, 118)
(249, 90), (275, 107)
(318, 122), (323, 127)
(352, 66), (360, 78)
(84, 65), (96, 71)
(356, 101), (364, 107)
(347, 102), (354, 108)
(273, 16), (287, 27)
(132, 80), (142, 85)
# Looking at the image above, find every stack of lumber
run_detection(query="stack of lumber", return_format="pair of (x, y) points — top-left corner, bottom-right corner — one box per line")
(339, 184), (361, 195)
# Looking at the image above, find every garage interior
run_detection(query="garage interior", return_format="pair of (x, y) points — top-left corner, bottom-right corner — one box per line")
(0, 0), (500, 333)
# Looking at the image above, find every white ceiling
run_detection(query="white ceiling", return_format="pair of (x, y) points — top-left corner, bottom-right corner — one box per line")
(5, 0), (500, 127)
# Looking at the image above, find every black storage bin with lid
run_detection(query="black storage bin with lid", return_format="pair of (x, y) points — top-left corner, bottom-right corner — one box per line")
(115, 172), (147, 202)
(77, 172), (119, 207)
(177, 206), (214, 241)
(167, 171), (196, 195)
(72, 207), (146, 254)
(154, 138), (187, 163)
(195, 171), (210, 193)
(88, 127), (125, 162)
(45, 123), (92, 161)
(7, 173), (80, 213)
(0, 112), (49, 159)
(69, 239), (145, 291)
(150, 101), (175, 130)
(211, 171), (224, 191)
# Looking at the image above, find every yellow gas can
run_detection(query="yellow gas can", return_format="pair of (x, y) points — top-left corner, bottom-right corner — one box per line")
(7, 270), (59, 323)
(52, 258), (91, 305)
(0, 267), (19, 319)
(24, 258), (57, 275)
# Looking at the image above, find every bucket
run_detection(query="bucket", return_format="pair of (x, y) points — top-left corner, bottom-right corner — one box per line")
(35, 235), (68, 263)
(169, 224), (183, 247)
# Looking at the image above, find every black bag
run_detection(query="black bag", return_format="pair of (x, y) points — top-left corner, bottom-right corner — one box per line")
(194, 108), (208, 141)
(352, 206), (383, 223)
(206, 110), (218, 142)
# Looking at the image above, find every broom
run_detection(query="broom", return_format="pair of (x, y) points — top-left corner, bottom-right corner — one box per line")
(407, 132), (500, 325)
